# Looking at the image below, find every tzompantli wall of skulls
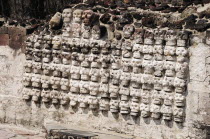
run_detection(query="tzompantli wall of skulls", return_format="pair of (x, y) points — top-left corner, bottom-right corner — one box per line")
(23, 7), (189, 124)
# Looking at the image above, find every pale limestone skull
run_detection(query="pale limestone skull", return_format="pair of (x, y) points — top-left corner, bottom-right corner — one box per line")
(60, 78), (69, 91)
(141, 90), (150, 104)
(79, 81), (90, 94)
(41, 89), (51, 103)
(60, 92), (70, 105)
(24, 60), (32, 73)
(163, 92), (173, 106)
(130, 88), (141, 97)
(82, 25), (91, 39)
(92, 25), (101, 40)
(164, 45), (176, 56)
(31, 74), (41, 88)
(62, 8), (72, 23)
(140, 103), (150, 118)
(89, 82), (100, 96)
(90, 68), (100, 82)
(153, 44), (163, 54)
(52, 36), (62, 50)
(110, 99), (120, 113)
(141, 74), (153, 84)
(109, 85), (119, 98)
(174, 77), (186, 93)
(41, 75), (50, 89)
(42, 49), (52, 63)
(50, 90), (60, 104)
(120, 72), (131, 87)
(78, 94), (88, 108)
(33, 49), (42, 62)
(50, 77), (61, 90)
(22, 88), (32, 100)
(153, 77), (163, 91)
(99, 84), (109, 96)
(152, 90), (162, 105)
(176, 47), (188, 56)
(143, 44), (153, 54)
(72, 23), (81, 38)
(23, 73), (32, 87)
(162, 77), (174, 92)
(70, 65), (81, 80)
(123, 24), (135, 39)
(42, 63), (51, 75)
(73, 9), (83, 23)
(69, 93), (78, 107)
(161, 105), (172, 121)
(150, 104), (161, 119)
(32, 62), (42, 74)
(61, 64), (71, 78)
(174, 107), (185, 123)
(130, 99), (140, 116)
(32, 89), (41, 102)
(88, 96), (99, 110)
(175, 94), (185, 107)
(120, 100), (130, 114)
(70, 80), (80, 93)
(100, 98), (110, 111)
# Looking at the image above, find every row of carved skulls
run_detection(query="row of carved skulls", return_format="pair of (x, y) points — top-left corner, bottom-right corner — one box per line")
(61, 8), (190, 41)
(24, 59), (188, 81)
(27, 33), (189, 51)
(23, 69), (187, 91)
(22, 88), (184, 122)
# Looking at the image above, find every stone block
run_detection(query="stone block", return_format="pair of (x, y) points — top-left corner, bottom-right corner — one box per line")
(0, 34), (9, 46)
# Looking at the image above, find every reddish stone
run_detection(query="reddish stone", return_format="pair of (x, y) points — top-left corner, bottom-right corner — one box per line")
(0, 34), (9, 46)
(8, 27), (26, 50)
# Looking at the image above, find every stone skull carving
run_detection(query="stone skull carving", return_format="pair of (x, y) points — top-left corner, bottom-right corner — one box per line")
(79, 81), (90, 94)
(70, 80), (80, 94)
(100, 98), (110, 111)
(41, 75), (50, 89)
(31, 74), (41, 88)
(50, 90), (60, 104)
(120, 100), (130, 114)
(52, 36), (62, 50)
(69, 93), (78, 107)
(140, 103), (150, 118)
(73, 9), (83, 23)
(130, 99), (140, 116)
(110, 99), (120, 113)
(78, 94), (88, 108)
(161, 105), (172, 121)
(92, 25), (101, 40)
(41, 89), (51, 103)
(22, 88), (32, 100)
(60, 78), (70, 91)
(60, 93), (70, 105)
(62, 9), (72, 23)
(32, 89), (41, 102)
(109, 85), (120, 98)
(123, 24), (135, 39)
(88, 96), (99, 110)
(174, 94), (185, 107)
(82, 10), (95, 26)
(174, 107), (185, 123)
(150, 104), (161, 119)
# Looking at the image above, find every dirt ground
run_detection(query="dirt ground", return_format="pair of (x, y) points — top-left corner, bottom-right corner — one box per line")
(0, 124), (45, 139)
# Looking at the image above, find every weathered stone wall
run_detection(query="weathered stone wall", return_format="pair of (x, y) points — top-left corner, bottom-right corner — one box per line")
(0, 1), (210, 139)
